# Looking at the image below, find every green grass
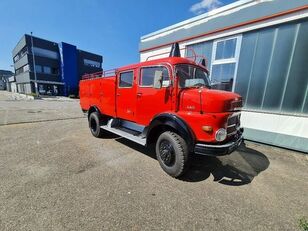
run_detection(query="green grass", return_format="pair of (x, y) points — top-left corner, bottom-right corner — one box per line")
(299, 217), (308, 231)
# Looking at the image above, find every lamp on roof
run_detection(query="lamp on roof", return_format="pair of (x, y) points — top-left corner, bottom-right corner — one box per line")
(199, 58), (207, 68)
(169, 42), (181, 57)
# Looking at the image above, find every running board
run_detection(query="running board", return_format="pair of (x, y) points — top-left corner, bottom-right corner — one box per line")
(100, 125), (147, 146)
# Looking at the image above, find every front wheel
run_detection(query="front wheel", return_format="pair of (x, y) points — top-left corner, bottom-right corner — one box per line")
(155, 131), (189, 178)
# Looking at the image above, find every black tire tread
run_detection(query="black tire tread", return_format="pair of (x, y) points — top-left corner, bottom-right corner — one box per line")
(168, 131), (187, 176)
(156, 131), (189, 178)
(89, 111), (104, 138)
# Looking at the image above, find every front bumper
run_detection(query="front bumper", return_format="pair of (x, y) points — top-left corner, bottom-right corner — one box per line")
(194, 133), (243, 156)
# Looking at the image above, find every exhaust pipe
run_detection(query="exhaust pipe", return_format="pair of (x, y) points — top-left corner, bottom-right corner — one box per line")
(169, 42), (181, 57)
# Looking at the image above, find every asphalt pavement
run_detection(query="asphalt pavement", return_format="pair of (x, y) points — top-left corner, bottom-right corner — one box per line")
(0, 91), (307, 231)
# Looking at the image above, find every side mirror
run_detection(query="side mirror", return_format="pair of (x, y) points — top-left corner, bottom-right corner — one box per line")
(153, 70), (163, 89)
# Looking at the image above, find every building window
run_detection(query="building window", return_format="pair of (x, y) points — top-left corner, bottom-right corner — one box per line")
(13, 55), (19, 63)
(16, 67), (23, 75)
(20, 46), (28, 57)
(119, 71), (133, 88)
(234, 21), (308, 115)
(38, 85), (43, 94)
(15, 64), (30, 75)
(210, 35), (242, 91)
(18, 84), (25, 93)
(32, 47), (59, 59)
(84, 59), (101, 68)
(43, 66), (51, 74)
(139, 66), (169, 87)
(35, 65), (43, 73)
(34, 65), (57, 75)
(23, 64), (29, 72)
(186, 41), (213, 68)
(13, 46), (28, 63)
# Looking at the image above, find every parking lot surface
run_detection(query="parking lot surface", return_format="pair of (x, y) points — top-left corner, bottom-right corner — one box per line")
(0, 92), (307, 230)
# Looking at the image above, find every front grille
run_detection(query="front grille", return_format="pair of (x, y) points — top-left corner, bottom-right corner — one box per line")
(231, 98), (243, 111)
(227, 113), (241, 136)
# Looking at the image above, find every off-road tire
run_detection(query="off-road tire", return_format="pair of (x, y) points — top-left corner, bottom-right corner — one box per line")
(88, 112), (104, 138)
(156, 131), (189, 178)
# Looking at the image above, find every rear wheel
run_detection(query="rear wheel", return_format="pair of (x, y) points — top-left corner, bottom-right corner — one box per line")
(156, 131), (189, 178)
(88, 112), (104, 138)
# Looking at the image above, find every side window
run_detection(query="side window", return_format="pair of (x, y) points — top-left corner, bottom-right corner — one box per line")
(140, 66), (170, 87)
(211, 35), (242, 92)
(119, 71), (133, 88)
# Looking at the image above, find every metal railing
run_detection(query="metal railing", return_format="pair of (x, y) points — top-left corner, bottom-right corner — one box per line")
(145, 47), (208, 67)
(82, 69), (116, 80)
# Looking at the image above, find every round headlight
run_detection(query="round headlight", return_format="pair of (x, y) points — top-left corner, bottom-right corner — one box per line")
(215, 128), (227, 142)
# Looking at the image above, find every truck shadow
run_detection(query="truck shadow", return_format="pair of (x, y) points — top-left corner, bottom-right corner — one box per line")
(115, 138), (270, 186)
(115, 138), (157, 159)
(181, 143), (270, 185)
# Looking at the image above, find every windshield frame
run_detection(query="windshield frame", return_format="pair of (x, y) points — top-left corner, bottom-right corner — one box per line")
(175, 64), (211, 89)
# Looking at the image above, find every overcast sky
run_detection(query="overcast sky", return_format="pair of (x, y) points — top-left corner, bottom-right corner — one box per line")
(0, 0), (236, 71)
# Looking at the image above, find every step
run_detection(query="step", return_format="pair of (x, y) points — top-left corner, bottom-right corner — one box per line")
(101, 125), (147, 146)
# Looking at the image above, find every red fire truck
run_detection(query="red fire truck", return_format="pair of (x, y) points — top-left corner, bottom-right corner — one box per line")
(79, 43), (243, 177)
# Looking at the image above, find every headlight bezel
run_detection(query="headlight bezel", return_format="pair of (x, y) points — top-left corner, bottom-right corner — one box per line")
(215, 128), (227, 142)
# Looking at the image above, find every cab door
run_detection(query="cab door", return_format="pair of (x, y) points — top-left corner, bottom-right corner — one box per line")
(116, 70), (136, 121)
(135, 65), (173, 125)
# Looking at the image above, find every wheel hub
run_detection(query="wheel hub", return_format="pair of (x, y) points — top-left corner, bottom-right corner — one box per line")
(159, 140), (175, 166)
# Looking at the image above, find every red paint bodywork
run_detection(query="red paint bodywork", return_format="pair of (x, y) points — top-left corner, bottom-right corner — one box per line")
(80, 57), (242, 143)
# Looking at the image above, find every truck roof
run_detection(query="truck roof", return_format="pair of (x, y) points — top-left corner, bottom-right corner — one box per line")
(81, 56), (207, 80)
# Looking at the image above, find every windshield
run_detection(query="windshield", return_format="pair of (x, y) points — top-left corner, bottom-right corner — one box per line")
(176, 64), (210, 88)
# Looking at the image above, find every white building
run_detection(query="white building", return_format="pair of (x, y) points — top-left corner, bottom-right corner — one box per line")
(140, 0), (308, 153)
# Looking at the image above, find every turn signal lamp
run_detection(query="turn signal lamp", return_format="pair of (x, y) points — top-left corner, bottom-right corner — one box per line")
(202, 126), (213, 133)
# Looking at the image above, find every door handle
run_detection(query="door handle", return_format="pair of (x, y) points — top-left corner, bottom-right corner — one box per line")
(137, 92), (142, 97)
(117, 93), (121, 96)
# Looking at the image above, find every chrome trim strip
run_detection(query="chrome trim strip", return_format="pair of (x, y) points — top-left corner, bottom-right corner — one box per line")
(227, 131), (238, 136)
(195, 135), (242, 149)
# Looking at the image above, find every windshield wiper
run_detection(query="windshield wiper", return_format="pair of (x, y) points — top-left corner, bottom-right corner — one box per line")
(192, 83), (205, 87)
